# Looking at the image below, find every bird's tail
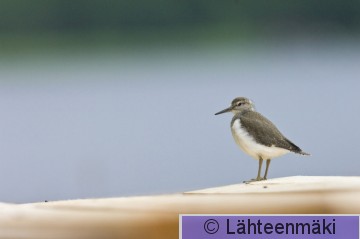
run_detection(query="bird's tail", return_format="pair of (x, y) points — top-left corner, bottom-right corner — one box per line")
(296, 151), (311, 156)
(285, 138), (310, 156)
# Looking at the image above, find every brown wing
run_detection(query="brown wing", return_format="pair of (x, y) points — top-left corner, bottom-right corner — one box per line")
(238, 111), (304, 153)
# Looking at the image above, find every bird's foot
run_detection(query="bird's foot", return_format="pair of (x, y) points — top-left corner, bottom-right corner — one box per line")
(243, 176), (266, 184)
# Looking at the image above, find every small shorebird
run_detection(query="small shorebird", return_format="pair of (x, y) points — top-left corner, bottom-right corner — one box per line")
(215, 97), (309, 183)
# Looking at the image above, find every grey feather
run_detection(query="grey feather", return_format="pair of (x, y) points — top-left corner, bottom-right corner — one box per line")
(232, 110), (309, 155)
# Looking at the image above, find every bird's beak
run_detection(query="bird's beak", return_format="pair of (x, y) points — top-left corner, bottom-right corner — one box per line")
(215, 106), (232, 115)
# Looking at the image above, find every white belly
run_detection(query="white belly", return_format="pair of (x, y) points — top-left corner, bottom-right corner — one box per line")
(231, 119), (289, 160)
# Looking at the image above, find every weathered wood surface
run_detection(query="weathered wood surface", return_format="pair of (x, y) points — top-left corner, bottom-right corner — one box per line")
(0, 176), (359, 239)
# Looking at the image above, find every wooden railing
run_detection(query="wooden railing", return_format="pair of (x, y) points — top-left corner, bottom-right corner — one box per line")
(0, 176), (359, 238)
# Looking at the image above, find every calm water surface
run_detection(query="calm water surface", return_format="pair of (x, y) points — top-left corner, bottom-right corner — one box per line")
(0, 41), (359, 202)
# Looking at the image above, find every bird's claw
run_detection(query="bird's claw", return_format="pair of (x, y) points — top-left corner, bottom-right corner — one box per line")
(243, 177), (266, 184)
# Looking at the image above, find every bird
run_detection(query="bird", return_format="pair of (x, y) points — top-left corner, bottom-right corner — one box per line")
(215, 97), (309, 183)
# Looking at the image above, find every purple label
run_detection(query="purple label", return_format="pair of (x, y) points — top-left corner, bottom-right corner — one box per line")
(180, 215), (359, 239)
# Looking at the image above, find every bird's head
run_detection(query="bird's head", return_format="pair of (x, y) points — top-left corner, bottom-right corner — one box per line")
(215, 97), (255, 115)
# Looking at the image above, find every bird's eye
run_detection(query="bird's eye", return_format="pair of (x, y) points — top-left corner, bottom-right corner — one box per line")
(237, 103), (242, 106)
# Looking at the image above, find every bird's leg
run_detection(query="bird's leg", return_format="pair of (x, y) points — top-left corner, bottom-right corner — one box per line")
(255, 157), (264, 181)
(263, 159), (271, 180)
(244, 157), (264, 184)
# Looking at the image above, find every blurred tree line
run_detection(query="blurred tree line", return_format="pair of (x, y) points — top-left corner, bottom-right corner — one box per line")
(0, 0), (359, 34)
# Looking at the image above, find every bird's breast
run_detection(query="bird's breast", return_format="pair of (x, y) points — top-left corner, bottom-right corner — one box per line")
(231, 119), (289, 160)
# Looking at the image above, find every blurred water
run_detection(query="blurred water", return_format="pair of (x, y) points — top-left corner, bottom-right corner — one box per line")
(0, 40), (360, 203)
